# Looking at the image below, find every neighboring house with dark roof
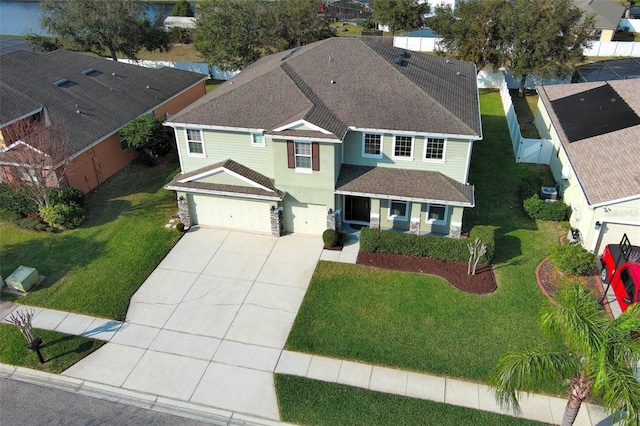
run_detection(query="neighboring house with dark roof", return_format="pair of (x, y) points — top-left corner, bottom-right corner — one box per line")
(0, 49), (208, 193)
(534, 79), (640, 254)
(165, 37), (482, 237)
(573, 0), (625, 42)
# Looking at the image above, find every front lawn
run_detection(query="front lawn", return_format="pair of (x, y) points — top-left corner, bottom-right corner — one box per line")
(0, 162), (181, 320)
(0, 325), (104, 374)
(286, 90), (567, 388)
(276, 375), (549, 426)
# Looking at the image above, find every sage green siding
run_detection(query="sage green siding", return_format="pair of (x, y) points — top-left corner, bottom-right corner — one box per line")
(272, 139), (338, 209)
(342, 130), (471, 182)
(379, 199), (410, 231)
(174, 128), (274, 177)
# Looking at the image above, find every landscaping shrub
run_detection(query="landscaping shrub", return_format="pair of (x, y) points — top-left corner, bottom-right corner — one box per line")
(0, 184), (38, 216)
(549, 244), (595, 276)
(517, 175), (544, 201)
(50, 187), (85, 207)
(39, 202), (85, 229)
(359, 226), (495, 264)
(176, 222), (185, 232)
(322, 229), (339, 247)
(0, 208), (21, 223)
(523, 195), (568, 221)
(17, 217), (40, 230)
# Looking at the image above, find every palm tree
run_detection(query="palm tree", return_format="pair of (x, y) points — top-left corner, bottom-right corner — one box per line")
(490, 284), (640, 426)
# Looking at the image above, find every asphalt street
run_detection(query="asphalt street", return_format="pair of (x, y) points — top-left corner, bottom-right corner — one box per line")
(0, 377), (219, 426)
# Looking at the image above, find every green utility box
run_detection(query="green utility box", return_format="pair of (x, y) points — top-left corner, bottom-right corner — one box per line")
(5, 266), (40, 293)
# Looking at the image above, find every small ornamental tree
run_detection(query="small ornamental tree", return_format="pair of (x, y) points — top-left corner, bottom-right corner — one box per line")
(120, 115), (174, 165)
(172, 0), (194, 17)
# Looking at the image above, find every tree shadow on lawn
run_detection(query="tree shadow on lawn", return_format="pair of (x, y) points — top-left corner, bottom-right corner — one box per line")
(0, 233), (107, 299)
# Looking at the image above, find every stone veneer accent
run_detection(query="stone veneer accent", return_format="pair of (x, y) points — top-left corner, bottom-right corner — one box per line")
(270, 206), (284, 237)
(177, 195), (191, 228)
(409, 218), (420, 235)
(326, 209), (343, 233)
(449, 223), (462, 239)
(370, 213), (380, 230)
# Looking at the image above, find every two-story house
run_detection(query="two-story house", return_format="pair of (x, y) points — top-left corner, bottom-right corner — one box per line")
(165, 38), (482, 237)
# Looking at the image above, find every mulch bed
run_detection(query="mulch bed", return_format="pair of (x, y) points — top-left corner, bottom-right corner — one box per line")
(537, 258), (604, 300)
(356, 252), (497, 295)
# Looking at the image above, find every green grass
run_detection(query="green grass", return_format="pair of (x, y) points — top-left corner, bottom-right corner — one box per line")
(276, 375), (549, 426)
(286, 89), (567, 389)
(332, 22), (364, 36)
(0, 325), (105, 374)
(510, 89), (540, 138)
(0, 162), (181, 320)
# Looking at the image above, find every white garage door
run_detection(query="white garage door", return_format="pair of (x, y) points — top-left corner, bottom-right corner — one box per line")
(595, 222), (640, 254)
(191, 195), (272, 234)
(284, 202), (328, 235)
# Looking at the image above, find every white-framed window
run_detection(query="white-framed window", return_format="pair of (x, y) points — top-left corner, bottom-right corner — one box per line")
(362, 133), (383, 158)
(426, 204), (448, 225)
(251, 133), (265, 147)
(17, 167), (39, 185)
(393, 135), (414, 159)
(295, 141), (312, 170)
(185, 129), (205, 157)
(119, 134), (128, 151)
(424, 137), (446, 161)
(388, 200), (409, 221)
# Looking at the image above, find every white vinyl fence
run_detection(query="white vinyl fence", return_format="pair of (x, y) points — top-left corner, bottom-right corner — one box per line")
(495, 73), (553, 164)
(115, 59), (239, 80)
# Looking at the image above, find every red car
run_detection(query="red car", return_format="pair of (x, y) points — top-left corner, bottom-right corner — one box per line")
(597, 234), (640, 312)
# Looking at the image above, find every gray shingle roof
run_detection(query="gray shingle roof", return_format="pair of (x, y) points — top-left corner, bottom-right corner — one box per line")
(572, 0), (625, 30)
(537, 79), (640, 205)
(335, 164), (474, 206)
(169, 38), (481, 139)
(166, 159), (285, 200)
(1, 49), (207, 158)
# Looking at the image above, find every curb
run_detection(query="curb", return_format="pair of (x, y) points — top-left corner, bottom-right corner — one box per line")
(0, 363), (296, 426)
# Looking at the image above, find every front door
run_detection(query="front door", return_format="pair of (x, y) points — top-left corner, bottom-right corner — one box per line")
(344, 196), (370, 222)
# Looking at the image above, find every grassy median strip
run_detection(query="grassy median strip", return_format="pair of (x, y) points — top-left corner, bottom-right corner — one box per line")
(0, 325), (105, 374)
(0, 162), (181, 320)
(276, 375), (549, 426)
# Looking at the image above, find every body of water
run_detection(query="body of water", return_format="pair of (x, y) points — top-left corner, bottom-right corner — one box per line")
(0, 1), (176, 36)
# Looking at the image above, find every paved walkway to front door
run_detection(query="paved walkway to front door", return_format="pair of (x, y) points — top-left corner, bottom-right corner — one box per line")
(61, 227), (323, 420)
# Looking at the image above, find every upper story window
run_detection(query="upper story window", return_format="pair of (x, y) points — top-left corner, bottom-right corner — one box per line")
(363, 133), (382, 158)
(424, 137), (446, 161)
(251, 133), (265, 147)
(287, 140), (319, 172)
(186, 129), (205, 157)
(393, 135), (414, 159)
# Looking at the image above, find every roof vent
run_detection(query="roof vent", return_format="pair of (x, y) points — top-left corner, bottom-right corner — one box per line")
(53, 78), (76, 88)
(393, 57), (405, 66)
(398, 49), (409, 58)
(81, 68), (101, 77)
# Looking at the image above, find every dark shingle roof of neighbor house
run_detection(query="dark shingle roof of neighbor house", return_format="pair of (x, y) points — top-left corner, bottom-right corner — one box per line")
(573, 0), (625, 30)
(0, 49), (207, 158)
(537, 79), (640, 206)
(335, 164), (474, 206)
(169, 37), (481, 140)
(165, 159), (285, 200)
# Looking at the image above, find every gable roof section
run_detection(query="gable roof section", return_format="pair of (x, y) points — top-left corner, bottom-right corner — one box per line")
(0, 49), (207, 159)
(165, 159), (285, 201)
(169, 38), (481, 140)
(538, 79), (640, 206)
(335, 164), (474, 207)
(572, 0), (625, 30)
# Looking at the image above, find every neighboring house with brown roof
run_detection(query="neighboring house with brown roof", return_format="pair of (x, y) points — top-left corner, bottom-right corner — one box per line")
(165, 37), (482, 237)
(0, 49), (208, 193)
(535, 79), (640, 254)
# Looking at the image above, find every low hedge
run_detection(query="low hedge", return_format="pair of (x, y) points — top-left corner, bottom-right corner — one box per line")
(359, 225), (495, 264)
(0, 184), (38, 216)
(523, 195), (568, 221)
(549, 244), (594, 276)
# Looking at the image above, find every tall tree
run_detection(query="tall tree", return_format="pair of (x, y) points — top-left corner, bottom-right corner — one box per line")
(429, 0), (508, 73)
(490, 284), (640, 426)
(503, 0), (595, 96)
(195, 0), (265, 71)
(269, 0), (333, 49)
(371, 0), (430, 36)
(172, 0), (194, 17)
(32, 0), (170, 61)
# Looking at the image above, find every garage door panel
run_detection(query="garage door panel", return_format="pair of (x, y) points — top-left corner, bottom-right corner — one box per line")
(190, 195), (271, 234)
(284, 202), (327, 235)
(596, 223), (640, 254)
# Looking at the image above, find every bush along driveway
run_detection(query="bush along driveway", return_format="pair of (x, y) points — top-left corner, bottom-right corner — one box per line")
(0, 162), (182, 320)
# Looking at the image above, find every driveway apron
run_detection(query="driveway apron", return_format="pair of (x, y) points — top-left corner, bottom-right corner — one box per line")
(62, 227), (323, 420)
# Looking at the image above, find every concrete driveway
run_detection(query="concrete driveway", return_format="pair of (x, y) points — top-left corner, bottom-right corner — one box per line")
(63, 227), (323, 420)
